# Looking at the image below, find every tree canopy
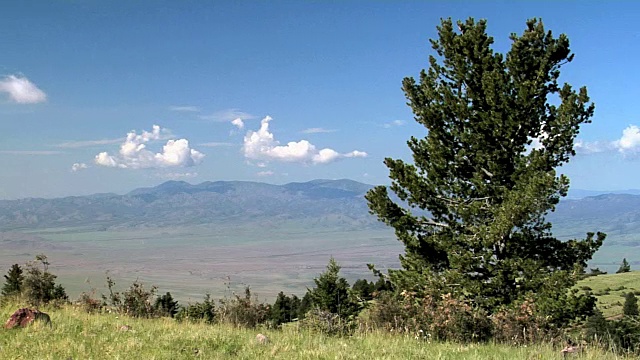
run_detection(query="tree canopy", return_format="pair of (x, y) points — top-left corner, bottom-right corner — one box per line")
(366, 18), (605, 319)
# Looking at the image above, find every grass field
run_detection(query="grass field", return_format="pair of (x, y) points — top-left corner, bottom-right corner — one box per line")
(576, 271), (640, 318)
(0, 301), (626, 360)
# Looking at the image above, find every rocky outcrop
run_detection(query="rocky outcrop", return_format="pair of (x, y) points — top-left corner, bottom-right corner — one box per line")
(4, 308), (51, 329)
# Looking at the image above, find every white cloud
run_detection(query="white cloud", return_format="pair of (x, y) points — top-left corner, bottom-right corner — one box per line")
(71, 163), (88, 172)
(301, 127), (335, 134)
(56, 138), (122, 149)
(0, 75), (47, 104)
(156, 172), (198, 179)
(257, 170), (274, 176)
(199, 108), (255, 122)
(94, 125), (204, 169)
(243, 116), (367, 165)
(231, 118), (244, 129)
(169, 105), (199, 112)
(344, 150), (368, 158)
(574, 139), (609, 155)
(383, 120), (406, 128)
(0, 150), (61, 155)
(614, 125), (640, 155)
(198, 142), (235, 147)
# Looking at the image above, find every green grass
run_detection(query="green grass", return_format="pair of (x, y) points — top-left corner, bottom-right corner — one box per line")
(0, 302), (627, 359)
(576, 271), (640, 318)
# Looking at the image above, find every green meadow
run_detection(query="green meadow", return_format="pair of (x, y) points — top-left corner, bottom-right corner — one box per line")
(0, 301), (625, 360)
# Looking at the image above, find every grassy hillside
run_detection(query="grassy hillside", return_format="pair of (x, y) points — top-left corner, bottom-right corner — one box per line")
(0, 302), (622, 359)
(576, 271), (640, 318)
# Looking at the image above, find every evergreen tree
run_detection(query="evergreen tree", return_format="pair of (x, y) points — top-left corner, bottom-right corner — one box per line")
(269, 292), (301, 325)
(1, 264), (24, 297)
(623, 292), (639, 317)
(617, 258), (631, 273)
(366, 18), (605, 321)
(307, 257), (358, 318)
(155, 292), (179, 318)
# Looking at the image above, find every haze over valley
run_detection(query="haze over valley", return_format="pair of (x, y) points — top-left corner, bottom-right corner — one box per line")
(0, 178), (637, 301)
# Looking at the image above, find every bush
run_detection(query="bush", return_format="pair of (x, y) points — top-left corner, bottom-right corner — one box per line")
(22, 255), (68, 306)
(217, 287), (269, 328)
(491, 299), (553, 345)
(300, 308), (354, 336)
(361, 290), (492, 342)
(176, 294), (216, 324)
(76, 288), (102, 313)
(102, 277), (159, 318)
(584, 309), (640, 354)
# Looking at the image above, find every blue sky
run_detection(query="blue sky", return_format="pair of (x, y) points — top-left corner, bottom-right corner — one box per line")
(1, 1), (639, 199)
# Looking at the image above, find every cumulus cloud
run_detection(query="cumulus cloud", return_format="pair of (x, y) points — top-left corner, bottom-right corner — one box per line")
(301, 127), (335, 134)
(257, 170), (274, 176)
(71, 163), (88, 172)
(383, 120), (406, 128)
(614, 125), (640, 155)
(94, 125), (204, 169)
(231, 118), (244, 129)
(0, 75), (47, 104)
(243, 116), (367, 165)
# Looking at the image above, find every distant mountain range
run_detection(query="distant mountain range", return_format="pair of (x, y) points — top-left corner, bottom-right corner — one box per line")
(0, 179), (379, 231)
(1, 180), (640, 241)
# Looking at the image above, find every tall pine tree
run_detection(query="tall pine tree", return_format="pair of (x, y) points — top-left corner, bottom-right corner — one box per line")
(366, 18), (604, 320)
(2, 264), (24, 297)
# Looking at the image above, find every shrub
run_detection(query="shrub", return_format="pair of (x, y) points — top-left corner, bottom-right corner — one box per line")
(102, 277), (159, 318)
(491, 299), (553, 345)
(76, 290), (102, 313)
(623, 292), (639, 317)
(584, 309), (640, 354)
(22, 255), (68, 306)
(176, 294), (216, 324)
(155, 292), (179, 318)
(361, 290), (492, 342)
(300, 308), (354, 336)
(217, 287), (269, 328)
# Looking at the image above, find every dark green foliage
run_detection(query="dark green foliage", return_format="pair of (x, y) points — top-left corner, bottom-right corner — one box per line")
(1, 264), (24, 297)
(306, 257), (358, 318)
(175, 294), (216, 324)
(589, 268), (607, 276)
(22, 255), (68, 305)
(351, 279), (375, 302)
(623, 292), (639, 317)
(365, 17), (604, 325)
(585, 309), (640, 354)
(617, 258), (631, 273)
(268, 291), (301, 326)
(155, 292), (179, 318)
